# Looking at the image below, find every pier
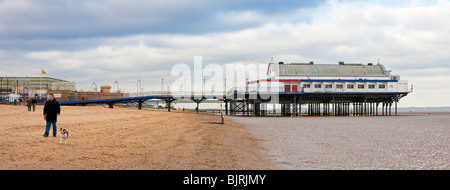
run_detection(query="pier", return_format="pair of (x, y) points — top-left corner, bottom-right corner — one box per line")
(59, 90), (408, 117)
(60, 62), (411, 117)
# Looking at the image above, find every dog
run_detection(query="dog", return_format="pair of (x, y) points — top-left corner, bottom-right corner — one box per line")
(59, 128), (71, 145)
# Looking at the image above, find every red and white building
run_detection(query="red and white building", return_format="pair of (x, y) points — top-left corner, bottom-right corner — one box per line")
(246, 61), (409, 94)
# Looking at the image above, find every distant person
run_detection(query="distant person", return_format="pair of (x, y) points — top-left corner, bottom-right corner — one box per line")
(18, 98), (22, 106)
(32, 98), (37, 112)
(43, 94), (61, 137)
(27, 98), (32, 111)
(14, 99), (17, 106)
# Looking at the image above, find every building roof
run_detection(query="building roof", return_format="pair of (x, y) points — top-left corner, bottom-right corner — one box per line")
(275, 63), (389, 77)
(1, 76), (70, 82)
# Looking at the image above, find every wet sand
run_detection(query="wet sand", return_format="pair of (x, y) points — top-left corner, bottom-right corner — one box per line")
(230, 112), (450, 170)
(0, 105), (274, 170)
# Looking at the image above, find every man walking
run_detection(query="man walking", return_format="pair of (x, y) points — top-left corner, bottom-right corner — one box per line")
(32, 98), (37, 112)
(43, 94), (60, 137)
(27, 98), (32, 111)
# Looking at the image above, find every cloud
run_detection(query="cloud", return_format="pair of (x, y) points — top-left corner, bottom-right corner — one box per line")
(0, 0), (449, 106)
(0, 0), (326, 40)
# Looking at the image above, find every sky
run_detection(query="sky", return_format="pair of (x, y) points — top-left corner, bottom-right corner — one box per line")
(0, 0), (449, 107)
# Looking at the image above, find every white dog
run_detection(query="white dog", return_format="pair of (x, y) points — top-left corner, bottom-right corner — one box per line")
(59, 128), (71, 145)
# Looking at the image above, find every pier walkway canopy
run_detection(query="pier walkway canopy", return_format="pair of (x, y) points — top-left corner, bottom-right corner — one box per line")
(58, 93), (221, 112)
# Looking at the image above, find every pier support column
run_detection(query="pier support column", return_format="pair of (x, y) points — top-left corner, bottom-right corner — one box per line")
(272, 101), (276, 117)
(385, 102), (388, 116)
(245, 99), (250, 116)
(352, 103), (355, 116)
(261, 103), (267, 116)
(166, 98), (174, 112)
(293, 95), (297, 117)
(363, 96), (367, 116)
(168, 100), (171, 112)
(360, 102), (363, 116)
(319, 103), (321, 116)
(371, 102), (374, 116)
(138, 100), (143, 110)
(327, 102), (330, 116)
(287, 103), (292, 116)
(225, 100), (228, 116)
(230, 100), (235, 116)
(254, 103), (260, 116)
(332, 103), (335, 116)
(336, 103), (339, 116)
(389, 102), (392, 116)
(345, 103), (348, 116)
(312, 103), (317, 116)
(197, 101), (200, 114)
(395, 96), (398, 116)
(357, 103), (360, 116)
(317, 103), (320, 116)
(193, 99), (204, 114)
(366, 102), (368, 116)
(307, 103), (310, 116)
(348, 103), (351, 116)
(376, 102), (380, 116)
(298, 96), (302, 116)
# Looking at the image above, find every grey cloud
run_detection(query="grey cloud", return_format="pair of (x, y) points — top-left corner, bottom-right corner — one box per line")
(1, 0), (449, 107)
(0, 0), (323, 40)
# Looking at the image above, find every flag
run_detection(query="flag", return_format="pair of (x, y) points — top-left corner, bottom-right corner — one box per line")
(41, 69), (46, 75)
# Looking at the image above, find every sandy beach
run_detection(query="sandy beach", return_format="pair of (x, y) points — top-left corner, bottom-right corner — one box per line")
(231, 112), (450, 170)
(0, 105), (274, 170)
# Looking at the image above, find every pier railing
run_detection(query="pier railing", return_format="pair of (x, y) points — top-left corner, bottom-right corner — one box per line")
(129, 91), (227, 98)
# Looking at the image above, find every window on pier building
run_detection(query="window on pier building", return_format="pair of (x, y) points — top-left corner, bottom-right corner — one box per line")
(314, 84), (322, 88)
(347, 84), (354, 89)
(368, 84), (375, 89)
(358, 84), (365, 89)
(303, 84), (311, 88)
(336, 84), (344, 89)
(379, 84), (386, 89)
(284, 85), (291, 92)
(325, 84), (333, 89)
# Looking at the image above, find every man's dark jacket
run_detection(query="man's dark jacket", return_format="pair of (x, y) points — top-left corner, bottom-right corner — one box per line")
(43, 99), (60, 122)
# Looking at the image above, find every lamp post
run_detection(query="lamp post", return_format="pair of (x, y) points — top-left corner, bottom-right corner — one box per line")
(114, 81), (119, 93)
(137, 79), (141, 97)
(91, 83), (97, 92)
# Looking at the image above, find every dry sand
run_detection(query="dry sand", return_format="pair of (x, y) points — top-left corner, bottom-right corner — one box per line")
(0, 105), (274, 170)
(230, 112), (450, 170)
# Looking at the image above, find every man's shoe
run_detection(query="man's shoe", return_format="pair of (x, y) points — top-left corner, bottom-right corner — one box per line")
(53, 134), (57, 137)
(43, 134), (48, 137)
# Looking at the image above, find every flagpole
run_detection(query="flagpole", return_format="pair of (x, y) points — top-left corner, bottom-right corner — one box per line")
(40, 72), (42, 100)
